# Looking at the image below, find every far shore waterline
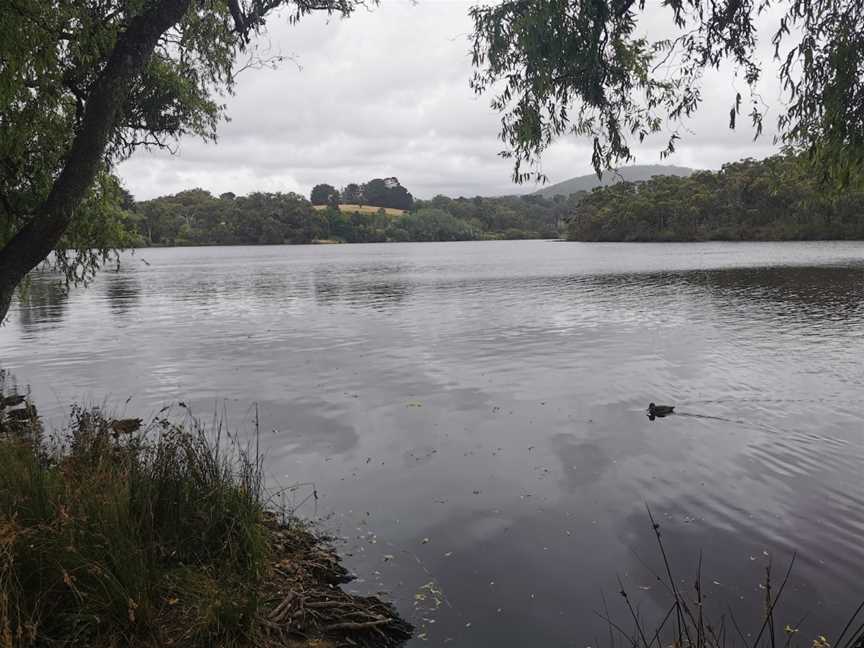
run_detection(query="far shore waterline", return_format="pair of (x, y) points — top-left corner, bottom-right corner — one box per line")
(117, 237), (864, 251)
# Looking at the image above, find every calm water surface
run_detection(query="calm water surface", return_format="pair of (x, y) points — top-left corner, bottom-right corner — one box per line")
(2, 240), (864, 646)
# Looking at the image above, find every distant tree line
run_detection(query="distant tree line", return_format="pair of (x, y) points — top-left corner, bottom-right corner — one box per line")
(409, 194), (567, 241)
(125, 154), (861, 247)
(310, 178), (415, 211)
(564, 154), (864, 241)
(133, 191), (326, 246)
(129, 189), (568, 246)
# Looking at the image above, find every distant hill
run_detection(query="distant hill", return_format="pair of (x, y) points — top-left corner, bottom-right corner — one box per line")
(531, 164), (696, 198)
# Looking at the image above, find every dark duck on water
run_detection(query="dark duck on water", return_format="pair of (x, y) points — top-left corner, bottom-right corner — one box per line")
(647, 402), (675, 420)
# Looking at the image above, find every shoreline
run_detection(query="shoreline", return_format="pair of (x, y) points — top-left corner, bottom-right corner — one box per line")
(256, 513), (413, 647)
(122, 236), (864, 251)
(0, 388), (413, 647)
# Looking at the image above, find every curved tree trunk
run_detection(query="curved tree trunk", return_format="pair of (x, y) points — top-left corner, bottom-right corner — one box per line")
(0, 0), (192, 324)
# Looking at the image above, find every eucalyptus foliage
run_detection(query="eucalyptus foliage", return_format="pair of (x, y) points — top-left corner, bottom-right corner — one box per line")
(470, 0), (864, 184)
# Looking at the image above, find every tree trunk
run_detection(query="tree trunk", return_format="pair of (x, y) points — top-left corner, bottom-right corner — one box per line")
(0, 0), (193, 324)
(0, 285), (12, 327)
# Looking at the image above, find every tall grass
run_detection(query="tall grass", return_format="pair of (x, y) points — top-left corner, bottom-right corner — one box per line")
(0, 405), (269, 647)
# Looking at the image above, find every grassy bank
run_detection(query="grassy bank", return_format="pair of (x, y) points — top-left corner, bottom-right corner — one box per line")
(312, 204), (407, 217)
(0, 387), (411, 647)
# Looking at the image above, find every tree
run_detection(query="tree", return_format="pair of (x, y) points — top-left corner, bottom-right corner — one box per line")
(387, 182), (414, 211)
(310, 183), (340, 206)
(391, 208), (479, 241)
(341, 183), (364, 205)
(0, 0), (361, 323)
(358, 177), (414, 210)
(470, 0), (864, 185)
(362, 179), (390, 208)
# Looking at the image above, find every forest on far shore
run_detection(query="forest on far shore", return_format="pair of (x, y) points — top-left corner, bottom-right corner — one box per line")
(564, 154), (864, 241)
(130, 183), (570, 246)
(122, 154), (864, 247)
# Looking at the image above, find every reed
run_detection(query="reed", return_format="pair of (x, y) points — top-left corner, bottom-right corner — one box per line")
(599, 507), (864, 648)
(0, 394), (411, 647)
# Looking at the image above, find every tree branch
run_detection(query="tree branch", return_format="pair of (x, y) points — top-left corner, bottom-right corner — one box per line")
(228, 0), (248, 37)
(0, 0), (193, 314)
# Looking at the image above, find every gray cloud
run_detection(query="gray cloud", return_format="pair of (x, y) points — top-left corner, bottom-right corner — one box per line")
(118, 0), (786, 201)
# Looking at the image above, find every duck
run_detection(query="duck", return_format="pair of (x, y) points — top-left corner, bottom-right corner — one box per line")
(648, 402), (675, 417)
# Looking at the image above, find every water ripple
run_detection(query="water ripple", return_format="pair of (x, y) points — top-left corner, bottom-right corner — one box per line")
(1, 240), (863, 646)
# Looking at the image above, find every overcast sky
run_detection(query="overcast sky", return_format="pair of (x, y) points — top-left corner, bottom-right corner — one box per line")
(117, 0), (786, 201)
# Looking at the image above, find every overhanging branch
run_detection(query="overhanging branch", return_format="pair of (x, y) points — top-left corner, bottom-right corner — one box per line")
(0, 0), (194, 297)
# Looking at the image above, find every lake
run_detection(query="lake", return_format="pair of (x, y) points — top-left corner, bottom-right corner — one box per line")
(2, 240), (863, 646)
